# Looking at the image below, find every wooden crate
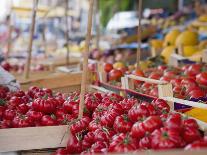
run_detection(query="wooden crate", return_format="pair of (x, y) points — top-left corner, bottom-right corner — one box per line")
(122, 74), (207, 133)
(0, 73), (87, 153)
(0, 125), (70, 152)
(18, 72), (82, 92)
(20, 149), (207, 155)
(33, 56), (81, 72)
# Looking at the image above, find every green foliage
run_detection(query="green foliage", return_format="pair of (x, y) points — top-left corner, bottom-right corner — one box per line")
(99, 0), (134, 28)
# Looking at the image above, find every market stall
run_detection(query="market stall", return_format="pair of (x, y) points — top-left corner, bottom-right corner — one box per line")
(1, 0), (207, 155)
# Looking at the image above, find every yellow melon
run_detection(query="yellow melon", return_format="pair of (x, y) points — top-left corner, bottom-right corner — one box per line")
(175, 30), (198, 46)
(198, 15), (207, 22)
(113, 62), (125, 69)
(183, 46), (199, 57)
(163, 29), (180, 47)
(161, 46), (175, 63)
(150, 39), (163, 49)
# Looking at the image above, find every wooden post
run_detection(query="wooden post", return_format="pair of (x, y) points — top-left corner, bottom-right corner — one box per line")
(136, 0), (143, 69)
(42, 22), (47, 57)
(78, 0), (94, 119)
(6, 15), (13, 60)
(95, 0), (100, 49)
(24, 0), (39, 79)
(158, 83), (174, 110)
(178, 44), (184, 56)
(202, 50), (207, 63)
(151, 47), (156, 57)
(65, 0), (70, 67)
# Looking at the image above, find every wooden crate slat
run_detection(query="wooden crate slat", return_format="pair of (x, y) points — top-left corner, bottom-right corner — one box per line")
(20, 72), (82, 90)
(0, 125), (70, 152)
(162, 96), (207, 109)
(126, 74), (167, 85)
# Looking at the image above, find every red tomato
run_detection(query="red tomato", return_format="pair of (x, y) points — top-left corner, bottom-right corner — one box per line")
(109, 133), (138, 152)
(164, 113), (183, 132)
(158, 65), (167, 71)
(8, 96), (24, 109)
(141, 102), (157, 116)
(164, 71), (176, 77)
(181, 65), (190, 71)
(131, 116), (162, 139)
(108, 69), (123, 81)
(151, 127), (184, 149)
(41, 115), (58, 126)
(32, 97), (58, 114)
(160, 76), (172, 82)
(131, 121), (146, 139)
(85, 94), (101, 112)
(16, 104), (29, 114)
(170, 78), (182, 87)
(139, 136), (152, 149)
(94, 128), (112, 142)
(141, 82), (153, 90)
(90, 141), (107, 153)
(181, 78), (197, 88)
(132, 69), (145, 77)
(53, 148), (69, 155)
(132, 69), (145, 84)
(12, 115), (32, 128)
(3, 109), (16, 120)
(151, 99), (170, 114)
(119, 98), (137, 112)
(196, 72), (207, 86)
(70, 116), (91, 135)
(55, 108), (66, 118)
(63, 100), (79, 114)
(0, 105), (6, 118)
(143, 116), (163, 133)
(185, 64), (202, 77)
(185, 138), (207, 150)
(114, 114), (132, 133)
(26, 110), (43, 121)
(148, 72), (162, 80)
(82, 132), (95, 149)
(88, 118), (102, 131)
(149, 87), (158, 97)
(173, 86), (182, 94)
(183, 118), (199, 129)
(128, 104), (149, 122)
(0, 119), (12, 128)
(67, 135), (83, 154)
(188, 89), (206, 98)
(100, 111), (118, 127)
(104, 63), (113, 73)
(183, 127), (201, 144)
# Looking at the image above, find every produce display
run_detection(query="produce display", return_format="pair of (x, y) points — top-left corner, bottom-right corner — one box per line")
(95, 61), (207, 100)
(2, 1), (207, 154)
(88, 61), (207, 123)
(0, 86), (76, 128)
(0, 61), (48, 73)
(51, 92), (207, 154)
